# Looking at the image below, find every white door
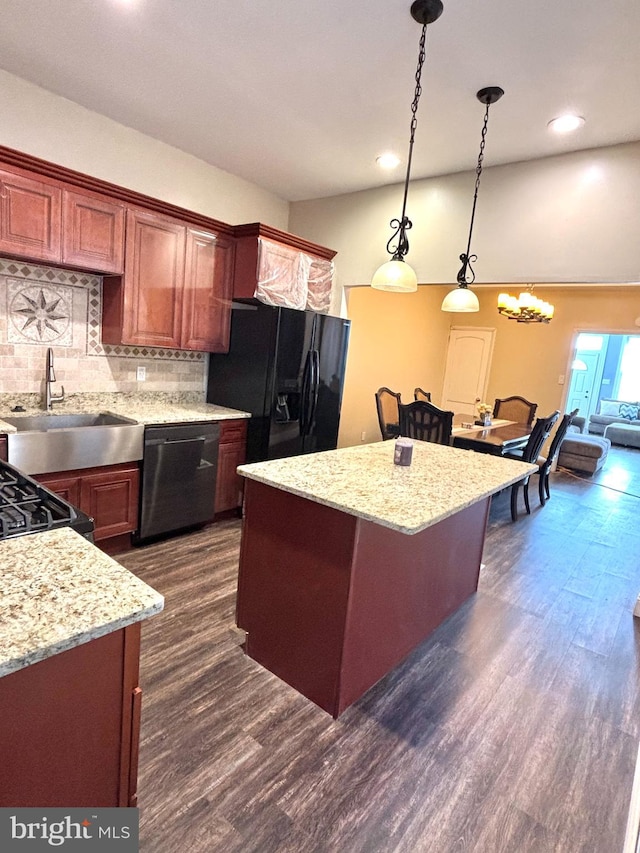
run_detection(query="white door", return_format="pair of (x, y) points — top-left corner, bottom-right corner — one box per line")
(441, 327), (496, 418)
(566, 333), (607, 419)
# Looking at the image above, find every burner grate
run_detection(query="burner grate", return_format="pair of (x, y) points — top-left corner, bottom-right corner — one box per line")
(0, 461), (82, 539)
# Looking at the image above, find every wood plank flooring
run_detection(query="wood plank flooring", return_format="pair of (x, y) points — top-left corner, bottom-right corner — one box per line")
(115, 445), (640, 852)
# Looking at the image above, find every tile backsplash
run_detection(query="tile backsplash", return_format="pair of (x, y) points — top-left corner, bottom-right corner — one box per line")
(0, 258), (206, 399)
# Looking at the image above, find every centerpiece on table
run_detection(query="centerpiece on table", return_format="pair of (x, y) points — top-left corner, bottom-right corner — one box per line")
(475, 400), (493, 427)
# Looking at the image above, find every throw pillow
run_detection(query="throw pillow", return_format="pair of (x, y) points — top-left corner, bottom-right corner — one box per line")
(599, 400), (621, 417)
(619, 403), (639, 420)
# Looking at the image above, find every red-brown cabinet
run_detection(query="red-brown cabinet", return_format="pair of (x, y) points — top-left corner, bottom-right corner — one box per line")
(0, 165), (125, 274)
(0, 622), (142, 807)
(36, 462), (140, 543)
(215, 419), (247, 514)
(232, 222), (335, 310)
(102, 210), (233, 352)
(62, 189), (125, 274)
(182, 228), (234, 351)
(0, 166), (61, 263)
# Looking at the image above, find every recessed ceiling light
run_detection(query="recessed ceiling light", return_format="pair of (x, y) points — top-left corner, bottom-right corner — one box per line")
(376, 153), (401, 170)
(547, 114), (585, 134)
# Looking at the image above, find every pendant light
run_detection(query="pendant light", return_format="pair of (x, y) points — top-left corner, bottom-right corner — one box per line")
(370, 0), (443, 293)
(441, 86), (504, 312)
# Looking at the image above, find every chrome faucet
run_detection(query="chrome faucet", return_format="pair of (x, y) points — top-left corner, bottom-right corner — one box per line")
(45, 347), (65, 410)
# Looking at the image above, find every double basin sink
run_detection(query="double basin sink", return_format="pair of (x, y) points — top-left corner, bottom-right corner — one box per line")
(4, 412), (144, 475)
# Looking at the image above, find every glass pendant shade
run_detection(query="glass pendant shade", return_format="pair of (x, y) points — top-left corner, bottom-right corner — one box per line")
(441, 286), (480, 312)
(371, 259), (418, 293)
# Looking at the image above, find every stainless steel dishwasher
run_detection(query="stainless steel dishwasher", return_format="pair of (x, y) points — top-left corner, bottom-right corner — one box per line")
(136, 421), (220, 542)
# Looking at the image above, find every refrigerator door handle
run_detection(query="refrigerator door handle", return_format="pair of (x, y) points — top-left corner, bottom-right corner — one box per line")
(309, 349), (320, 427)
(300, 350), (312, 436)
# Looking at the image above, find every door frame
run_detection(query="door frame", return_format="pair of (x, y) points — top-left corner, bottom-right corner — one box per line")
(562, 327), (640, 418)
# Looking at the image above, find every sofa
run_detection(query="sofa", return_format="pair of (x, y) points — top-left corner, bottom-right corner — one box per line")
(587, 398), (640, 435)
(557, 423), (611, 475)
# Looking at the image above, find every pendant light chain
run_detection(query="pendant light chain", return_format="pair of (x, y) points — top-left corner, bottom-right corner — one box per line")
(398, 24), (427, 229)
(454, 86), (504, 287)
(386, 23), (429, 260)
(371, 0), (443, 293)
(462, 101), (491, 268)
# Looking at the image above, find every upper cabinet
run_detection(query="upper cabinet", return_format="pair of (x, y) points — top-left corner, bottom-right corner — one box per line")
(182, 228), (234, 352)
(102, 209), (233, 352)
(0, 164), (125, 274)
(0, 167), (62, 263)
(232, 223), (336, 313)
(62, 190), (125, 274)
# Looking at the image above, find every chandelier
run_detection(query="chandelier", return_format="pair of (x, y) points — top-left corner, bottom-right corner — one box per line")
(370, 0), (443, 293)
(497, 285), (555, 323)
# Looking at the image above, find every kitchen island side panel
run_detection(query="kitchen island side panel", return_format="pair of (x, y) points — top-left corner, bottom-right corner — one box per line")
(337, 499), (489, 716)
(236, 479), (358, 714)
(237, 480), (490, 717)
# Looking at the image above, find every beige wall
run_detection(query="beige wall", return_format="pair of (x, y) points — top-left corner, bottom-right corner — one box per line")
(338, 283), (640, 448)
(338, 285), (451, 447)
(289, 142), (640, 290)
(0, 70), (289, 229)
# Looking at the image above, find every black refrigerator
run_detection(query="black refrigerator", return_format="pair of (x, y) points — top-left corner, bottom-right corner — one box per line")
(207, 301), (351, 462)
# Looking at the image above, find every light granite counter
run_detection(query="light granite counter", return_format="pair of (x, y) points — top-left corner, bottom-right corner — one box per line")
(238, 439), (537, 535)
(0, 527), (164, 678)
(0, 391), (250, 432)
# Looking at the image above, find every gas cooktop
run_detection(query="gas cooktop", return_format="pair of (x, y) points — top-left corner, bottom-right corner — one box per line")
(0, 461), (94, 540)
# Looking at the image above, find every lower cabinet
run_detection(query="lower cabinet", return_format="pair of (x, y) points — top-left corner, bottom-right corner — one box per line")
(215, 419), (247, 514)
(36, 462), (140, 542)
(0, 623), (142, 807)
(0, 435), (7, 462)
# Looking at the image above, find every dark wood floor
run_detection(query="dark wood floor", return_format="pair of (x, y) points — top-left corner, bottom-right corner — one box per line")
(115, 446), (640, 852)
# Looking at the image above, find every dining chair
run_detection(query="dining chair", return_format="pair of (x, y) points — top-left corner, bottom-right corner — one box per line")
(413, 387), (432, 402)
(504, 410), (560, 521)
(493, 395), (538, 426)
(375, 387), (402, 440)
(398, 400), (454, 446)
(534, 408), (579, 504)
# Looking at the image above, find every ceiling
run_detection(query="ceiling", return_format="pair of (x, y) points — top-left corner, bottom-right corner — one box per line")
(0, 0), (638, 202)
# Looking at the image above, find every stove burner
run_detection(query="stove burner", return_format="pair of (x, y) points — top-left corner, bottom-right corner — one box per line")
(0, 460), (94, 540)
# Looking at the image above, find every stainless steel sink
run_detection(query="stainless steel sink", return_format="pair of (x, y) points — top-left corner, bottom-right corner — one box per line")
(3, 412), (139, 431)
(4, 412), (144, 475)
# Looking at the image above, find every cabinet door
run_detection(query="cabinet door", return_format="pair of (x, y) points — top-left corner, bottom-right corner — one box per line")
(122, 209), (186, 348)
(0, 624), (140, 808)
(0, 168), (62, 263)
(80, 465), (140, 541)
(62, 190), (125, 273)
(0, 435), (7, 463)
(215, 420), (247, 513)
(182, 229), (234, 352)
(34, 473), (82, 508)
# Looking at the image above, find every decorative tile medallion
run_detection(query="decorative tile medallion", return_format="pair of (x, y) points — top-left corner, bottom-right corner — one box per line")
(7, 279), (72, 344)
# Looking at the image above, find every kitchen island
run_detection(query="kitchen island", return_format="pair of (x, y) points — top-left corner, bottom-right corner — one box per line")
(236, 440), (536, 717)
(0, 527), (164, 806)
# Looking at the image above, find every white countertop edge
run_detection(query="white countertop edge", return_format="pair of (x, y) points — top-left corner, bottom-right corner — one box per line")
(0, 598), (164, 680)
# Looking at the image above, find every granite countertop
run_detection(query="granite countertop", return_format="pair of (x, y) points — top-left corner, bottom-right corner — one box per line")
(238, 440), (537, 535)
(0, 527), (164, 678)
(0, 392), (251, 432)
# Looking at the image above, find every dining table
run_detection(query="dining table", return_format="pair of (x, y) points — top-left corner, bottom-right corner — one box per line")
(451, 419), (532, 456)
